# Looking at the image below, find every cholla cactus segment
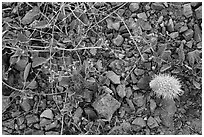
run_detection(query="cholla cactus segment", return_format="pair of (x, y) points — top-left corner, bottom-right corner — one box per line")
(149, 74), (183, 99)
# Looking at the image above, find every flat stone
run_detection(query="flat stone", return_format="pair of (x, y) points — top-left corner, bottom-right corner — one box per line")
(185, 40), (193, 48)
(179, 26), (188, 33)
(195, 6), (202, 20)
(167, 18), (174, 32)
(40, 118), (52, 127)
(151, 3), (165, 10)
(106, 71), (120, 84)
(150, 99), (157, 113)
(194, 24), (202, 42)
(138, 19), (152, 30)
(113, 34), (124, 46)
(20, 98), (31, 112)
(147, 116), (159, 128)
(183, 3), (193, 18)
(137, 12), (147, 21)
(134, 68), (144, 76)
(26, 115), (39, 126)
(132, 117), (146, 127)
(197, 42), (202, 49)
(129, 3), (140, 12)
(92, 93), (121, 121)
(137, 76), (151, 90)
(40, 109), (54, 119)
(183, 29), (194, 41)
(169, 32), (179, 39)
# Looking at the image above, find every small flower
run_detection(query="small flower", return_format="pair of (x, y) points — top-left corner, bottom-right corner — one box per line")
(149, 74), (183, 99)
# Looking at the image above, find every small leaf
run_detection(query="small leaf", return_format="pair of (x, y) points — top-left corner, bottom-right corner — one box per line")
(24, 63), (31, 82)
(187, 50), (201, 66)
(22, 6), (40, 25)
(32, 57), (47, 68)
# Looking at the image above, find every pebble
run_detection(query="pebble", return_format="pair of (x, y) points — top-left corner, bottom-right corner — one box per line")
(185, 41), (193, 48)
(26, 115), (39, 126)
(132, 117), (146, 127)
(116, 84), (126, 98)
(133, 93), (145, 107)
(194, 24), (202, 42)
(147, 116), (159, 128)
(195, 6), (202, 20)
(196, 42), (202, 49)
(40, 118), (52, 127)
(45, 120), (58, 131)
(167, 18), (174, 32)
(126, 98), (135, 111)
(126, 87), (132, 98)
(129, 3), (140, 12)
(137, 12), (147, 21)
(183, 3), (193, 18)
(45, 131), (59, 135)
(113, 34), (124, 46)
(179, 26), (188, 33)
(73, 107), (83, 123)
(92, 93), (121, 121)
(134, 68), (144, 76)
(150, 99), (157, 113)
(106, 71), (120, 84)
(183, 29), (194, 41)
(169, 32), (179, 39)
(20, 97), (31, 112)
(138, 19), (152, 30)
(40, 109), (54, 119)
(137, 76), (151, 90)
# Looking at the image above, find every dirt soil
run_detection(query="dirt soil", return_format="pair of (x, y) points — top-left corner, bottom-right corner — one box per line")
(2, 2), (202, 135)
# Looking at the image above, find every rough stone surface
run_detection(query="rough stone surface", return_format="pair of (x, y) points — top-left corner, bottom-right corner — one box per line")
(113, 34), (124, 46)
(147, 116), (159, 128)
(183, 3), (193, 18)
(150, 99), (157, 113)
(194, 24), (202, 42)
(169, 32), (179, 39)
(40, 109), (54, 119)
(137, 12), (147, 21)
(183, 29), (194, 41)
(132, 117), (146, 127)
(92, 93), (121, 121)
(129, 3), (140, 12)
(133, 93), (145, 107)
(26, 115), (39, 126)
(151, 3), (165, 10)
(167, 18), (174, 32)
(116, 84), (126, 98)
(179, 26), (188, 33)
(195, 6), (202, 20)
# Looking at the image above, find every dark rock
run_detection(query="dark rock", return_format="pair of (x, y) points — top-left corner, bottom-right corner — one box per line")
(151, 3), (165, 10)
(84, 107), (97, 120)
(132, 117), (146, 127)
(183, 3), (193, 18)
(194, 24), (202, 42)
(195, 6), (202, 20)
(183, 29), (194, 41)
(169, 32), (179, 39)
(126, 98), (135, 111)
(92, 93), (121, 121)
(137, 75), (151, 90)
(167, 18), (174, 32)
(129, 3), (140, 12)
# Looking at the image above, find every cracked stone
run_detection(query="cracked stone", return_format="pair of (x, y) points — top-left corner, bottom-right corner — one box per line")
(183, 3), (193, 18)
(132, 117), (146, 127)
(92, 93), (121, 121)
(183, 29), (194, 41)
(194, 24), (202, 42)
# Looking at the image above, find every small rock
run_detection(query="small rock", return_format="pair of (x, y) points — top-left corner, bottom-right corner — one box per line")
(183, 3), (193, 18)
(134, 68), (144, 76)
(195, 6), (202, 20)
(26, 115), (39, 126)
(137, 12), (147, 21)
(151, 3), (165, 10)
(194, 24), (202, 42)
(132, 117), (146, 127)
(179, 26), (188, 33)
(20, 97), (31, 112)
(84, 107), (97, 120)
(73, 107), (83, 123)
(16, 116), (25, 126)
(150, 99), (157, 113)
(106, 71), (120, 84)
(40, 109), (54, 119)
(197, 42), (202, 49)
(167, 18), (174, 32)
(126, 98), (135, 111)
(169, 32), (179, 39)
(185, 41), (193, 48)
(116, 84), (126, 98)
(137, 76), (151, 90)
(126, 87), (132, 98)
(45, 120), (58, 131)
(183, 29), (194, 41)
(157, 16), (163, 23)
(133, 93), (145, 107)
(40, 118), (52, 127)
(129, 3), (140, 12)
(147, 116), (159, 128)
(113, 34), (124, 46)
(117, 9), (125, 17)
(92, 93), (121, 121)
(138, 19), (152, 30)
(45, 131), (59, 135)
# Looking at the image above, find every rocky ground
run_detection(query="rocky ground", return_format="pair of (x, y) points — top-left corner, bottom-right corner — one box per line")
(2, 2), (202, 135)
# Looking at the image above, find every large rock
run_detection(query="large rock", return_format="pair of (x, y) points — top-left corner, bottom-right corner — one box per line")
(92, 93), (121, 121)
